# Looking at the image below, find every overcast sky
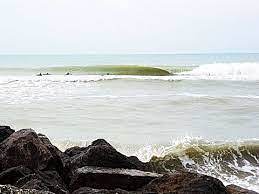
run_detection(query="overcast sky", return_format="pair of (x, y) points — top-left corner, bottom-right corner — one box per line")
(0, 0), (258, 54)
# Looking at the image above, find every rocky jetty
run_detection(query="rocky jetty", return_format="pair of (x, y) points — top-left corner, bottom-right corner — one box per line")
(0, 126), (258, 194)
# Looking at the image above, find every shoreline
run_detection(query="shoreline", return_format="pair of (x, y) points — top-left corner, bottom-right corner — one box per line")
(0, 126), (258, 194)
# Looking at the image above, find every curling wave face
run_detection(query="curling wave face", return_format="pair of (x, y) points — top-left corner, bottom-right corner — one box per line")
(0, 65), (171, 76)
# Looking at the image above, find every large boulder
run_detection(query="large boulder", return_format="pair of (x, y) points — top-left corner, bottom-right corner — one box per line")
(67, 139), (149, 171)
(0, 129), (64, 173)
(0, 129), (68, 193)
(0, 126), (14, 143)
(0, 184), (53, 194)
(69, 166), (161, 192)
(226, 184), (258, 194)
(142, 171), (227, 194)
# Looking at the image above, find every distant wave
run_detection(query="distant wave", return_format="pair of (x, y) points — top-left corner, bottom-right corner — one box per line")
(1, 62), (259, 81)
(0, 65), (171, 76)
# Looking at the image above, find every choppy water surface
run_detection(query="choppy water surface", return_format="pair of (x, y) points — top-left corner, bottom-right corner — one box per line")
(1, 54), (259, 191)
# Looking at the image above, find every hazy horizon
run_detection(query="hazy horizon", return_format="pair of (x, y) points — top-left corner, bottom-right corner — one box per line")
(0, 52), (259, 56)
(0, 0), (259, 54)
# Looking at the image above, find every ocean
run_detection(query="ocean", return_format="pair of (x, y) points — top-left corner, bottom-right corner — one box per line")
(1, 53), (259, 191)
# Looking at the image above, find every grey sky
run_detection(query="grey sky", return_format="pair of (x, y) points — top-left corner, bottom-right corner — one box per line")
(0, 0), (258, 54)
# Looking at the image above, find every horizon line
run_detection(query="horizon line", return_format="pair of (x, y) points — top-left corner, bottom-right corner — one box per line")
(0, 52), (259, 55)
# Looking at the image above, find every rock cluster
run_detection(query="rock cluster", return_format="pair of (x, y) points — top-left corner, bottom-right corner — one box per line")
(0, 126), (257, 194)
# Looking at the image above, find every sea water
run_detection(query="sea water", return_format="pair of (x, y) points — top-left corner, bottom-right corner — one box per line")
(1, 53), (259, 191)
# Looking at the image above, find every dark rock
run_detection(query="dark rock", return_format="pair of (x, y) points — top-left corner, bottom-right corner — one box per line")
(69, 166), (161, 192)
(0, 166), (32, 185)
(128, 156), (149, 171)
(142, 171), (227, 194)
(0, 129), (68, 193)
(226, 184), (258, 194)
(20, 177), (50, 192)
(38, 133), (67, 179)
(91, 139), (111, 146)
(0, 129), (64, 174)
(72, 187), (136, 194)
(0, 126), (14, 143)
(16, 170), (68, 194)
(0, 184), (53, 194)
(64, 146), (88, 158)
(68, 139), (149, 171)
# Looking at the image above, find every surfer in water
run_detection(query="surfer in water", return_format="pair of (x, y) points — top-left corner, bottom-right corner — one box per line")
(65, 72), (71, 75)
(36, 72), (51, 76)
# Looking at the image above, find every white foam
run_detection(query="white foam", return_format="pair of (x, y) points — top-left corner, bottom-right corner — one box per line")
(180, 62), (259, 81)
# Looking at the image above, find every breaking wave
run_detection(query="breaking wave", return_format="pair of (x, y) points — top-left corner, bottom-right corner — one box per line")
(179, 62), (259, 81)
(133, 137), (259, 192)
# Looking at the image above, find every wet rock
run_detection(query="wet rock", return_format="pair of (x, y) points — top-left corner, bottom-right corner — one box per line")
(226, 184), (258, 194)
(0, 166), (32, 185)
(0, 129), (64, 173)
(69, 166), (161, 192)
(142, 171), (227, 194)
(68, 139), (149, 171)
(0, 184), (53, 194)
(0, 126), (14, 143)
